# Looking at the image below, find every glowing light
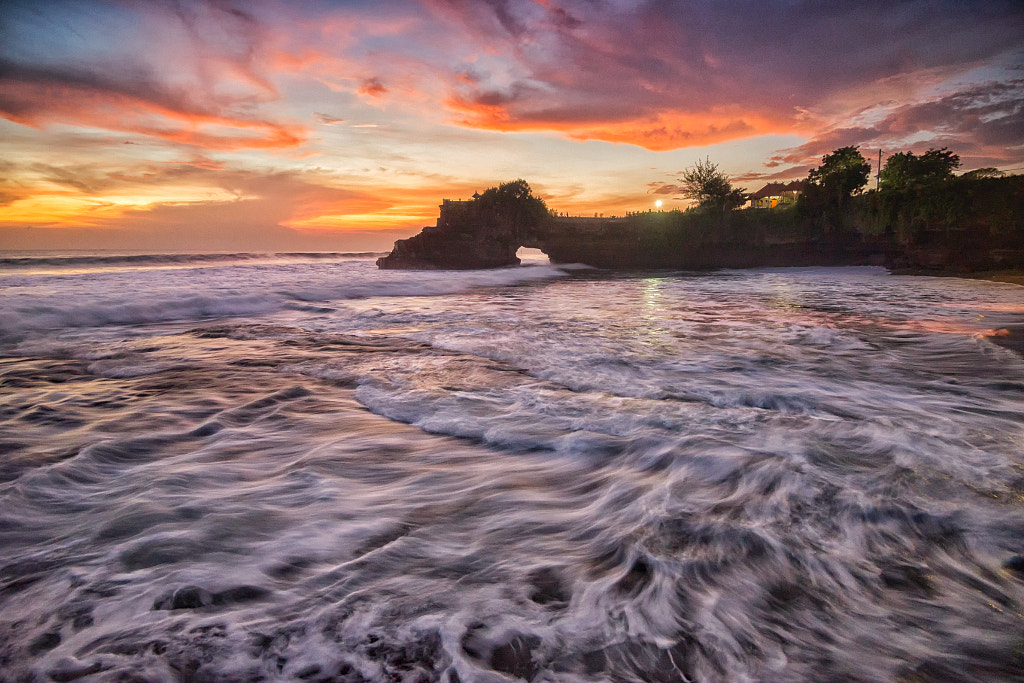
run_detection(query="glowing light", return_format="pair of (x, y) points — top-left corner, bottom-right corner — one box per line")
(655, 200), (663, 209)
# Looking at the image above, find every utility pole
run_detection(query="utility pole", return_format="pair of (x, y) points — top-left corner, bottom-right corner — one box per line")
(877, 149), (881, 191)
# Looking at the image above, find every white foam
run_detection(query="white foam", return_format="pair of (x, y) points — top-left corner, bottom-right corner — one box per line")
(0, 258), (569, 342)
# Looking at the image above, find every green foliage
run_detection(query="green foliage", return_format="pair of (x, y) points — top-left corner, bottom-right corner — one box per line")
(476, 179), (549, 231)
(960, 167), (1004, 180)
(680, 158), (747, 212)
(806, 146), (871, 200)
(880, 148), (960, 190)
(872, 169), (1024, 247)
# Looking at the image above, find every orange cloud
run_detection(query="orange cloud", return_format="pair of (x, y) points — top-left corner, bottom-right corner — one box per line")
(0, 158), (485, 249)
(446, 95), (797, 150)
(358, 77), (389, 98)
(0, 78), (306, 151)
(0, 1), (307, 152)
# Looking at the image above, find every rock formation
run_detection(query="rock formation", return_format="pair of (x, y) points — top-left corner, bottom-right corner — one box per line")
(376, 199), (522, 270)
(377, 179), (1024, 273)
(377, 180), (549, 270)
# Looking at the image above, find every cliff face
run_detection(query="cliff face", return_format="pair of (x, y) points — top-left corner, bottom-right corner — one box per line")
(378, 209), (890, 271)
(377, 199), (521, 270)
(376, 224), (522, 270)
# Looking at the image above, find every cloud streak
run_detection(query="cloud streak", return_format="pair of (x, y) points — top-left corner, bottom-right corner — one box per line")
(418, 0), (1024, 152)
(0, 0), (306, 150)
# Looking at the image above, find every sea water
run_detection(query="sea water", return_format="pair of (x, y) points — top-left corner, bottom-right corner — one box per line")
(1, 252), (1022, 682)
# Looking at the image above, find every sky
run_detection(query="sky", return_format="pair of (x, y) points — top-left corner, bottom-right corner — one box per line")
(1, 0), (1022, 252)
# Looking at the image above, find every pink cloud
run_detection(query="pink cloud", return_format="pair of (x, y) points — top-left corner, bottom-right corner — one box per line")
(0, 1), (306, 150)
(358, 77), (389, 98)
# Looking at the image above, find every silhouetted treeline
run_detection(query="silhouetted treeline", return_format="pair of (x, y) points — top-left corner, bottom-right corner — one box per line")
(552, 171), (1024, 272)
(802, 172), (1024, 271)
(377, 171), (1023, 272)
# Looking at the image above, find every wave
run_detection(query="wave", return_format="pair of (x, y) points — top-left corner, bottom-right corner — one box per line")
(0, 252), (386, 269)
(0, 263), (569, 341)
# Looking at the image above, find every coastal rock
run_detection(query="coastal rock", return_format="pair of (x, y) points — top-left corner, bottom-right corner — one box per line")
(378, 181), (547, 270)
(879, 564), (933, 593)
(1003, 555), (1024, 578)
(47, 657), (105, 682)
(377, 178), (1024, 271)
(526, 566), (570, 607)
(152, 585), (213, 610)
(462, 624), (542, 680)
(376, 226), (521, 270)
(152, 584), (269, 610)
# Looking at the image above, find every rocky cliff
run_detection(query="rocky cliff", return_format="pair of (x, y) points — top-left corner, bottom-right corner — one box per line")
(378, 179), (1024, 272)
(378, 206), (890, 271)
(378, 180), (549, 270)
(376, 200), (522, 269)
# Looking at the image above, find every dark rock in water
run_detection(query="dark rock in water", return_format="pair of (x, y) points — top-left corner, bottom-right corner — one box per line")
(152, 585), (213, 610)
(153, 584), (269, 610)
(295, 664), (322, 679)
(29, 630), (61, 655)
(880, 564), (933, 593)
(364, 628), (445, 677)
(171, 585), (213, 609)
(46, 657), (105, 682)
(56, 602), (94, 630)
(766, 580), (803, 607)
(376, 228), (522, 270)
(615, 557), (653, 596)
(212, 585), (270, 605)
(1004, 555), (1024, 577)
(490, 635), (542, 680)
(595, 639), (695, 683)
(579, 648), (607, 675)
(462, 624), (542, 680)
(527, 566), (570, 606)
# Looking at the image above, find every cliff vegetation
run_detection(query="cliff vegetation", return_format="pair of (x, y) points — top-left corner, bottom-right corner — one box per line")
(378, 150), (1023, 272)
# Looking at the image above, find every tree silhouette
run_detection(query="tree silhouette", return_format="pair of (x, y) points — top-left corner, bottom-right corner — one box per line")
(806, 146), (871, 203)
(680, 158), (746, 212)
(880, 148), (961, 190)
(475, 179), (549, 233)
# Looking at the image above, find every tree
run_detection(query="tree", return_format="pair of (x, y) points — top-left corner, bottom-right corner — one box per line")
(915, 148), (960, 181)
(959, 167), (1004, 180)
(879, 147), (960, 190)
(680, 157), (747, 212)
(475, 179), (549, 233)
(877, 151), (915, 190)
(806, 146), (871, 202)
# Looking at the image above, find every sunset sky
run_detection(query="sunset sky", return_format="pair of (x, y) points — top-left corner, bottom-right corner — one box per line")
(2, 0), (1022, 252)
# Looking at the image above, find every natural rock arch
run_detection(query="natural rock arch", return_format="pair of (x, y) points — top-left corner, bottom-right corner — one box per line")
(377, 180), (551, 270)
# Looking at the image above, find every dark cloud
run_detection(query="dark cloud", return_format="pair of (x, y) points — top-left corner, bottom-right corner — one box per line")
(648, 183), (680, 196)
(422, 0), (1024, 152)
(733, 166), (815, 184)
(0, 0), (305, 149)
(314, 112), (347, 125)
(772, 79), (1024, 168)
(358, 77), (388, 98)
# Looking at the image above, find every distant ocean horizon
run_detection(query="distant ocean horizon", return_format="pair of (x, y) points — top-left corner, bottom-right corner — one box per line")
(2, 252), (1022, 681)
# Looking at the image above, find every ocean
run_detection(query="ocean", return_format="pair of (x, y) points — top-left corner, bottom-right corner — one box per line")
(1, 251), (1022, 682)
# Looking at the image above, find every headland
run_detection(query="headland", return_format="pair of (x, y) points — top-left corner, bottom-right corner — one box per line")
(377, 176), (1024, 274)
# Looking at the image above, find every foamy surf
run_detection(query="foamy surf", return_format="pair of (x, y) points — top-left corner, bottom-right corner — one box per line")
(1, 256), (1022, 681)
